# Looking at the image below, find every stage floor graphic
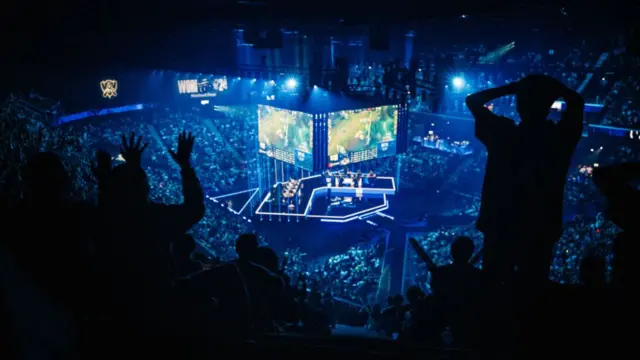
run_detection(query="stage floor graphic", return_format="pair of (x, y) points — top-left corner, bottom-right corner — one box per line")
(255, 174), (396, 223)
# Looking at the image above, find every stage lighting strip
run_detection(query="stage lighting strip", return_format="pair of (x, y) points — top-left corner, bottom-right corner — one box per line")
(319, 197), (389, 223)
(306, 193), (388, 219)
(209, 188), (260, 216)
(236, 188), (261, 215)
(376, 212), (395, 220)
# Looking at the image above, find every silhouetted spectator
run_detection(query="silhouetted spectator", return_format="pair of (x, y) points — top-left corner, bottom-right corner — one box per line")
(172, 234), (203, 278)
(579, 253), (606, 288)
(466, 74), (585, 287)
(9, 152), (97, 325)
(410, 236), (483, 346)
(97, 132), (204, 338)
(592, 162), (640, 289)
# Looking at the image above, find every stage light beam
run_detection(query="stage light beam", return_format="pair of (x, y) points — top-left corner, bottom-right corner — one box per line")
(286, 78), (297, 89)
(452, 77), (465, 89)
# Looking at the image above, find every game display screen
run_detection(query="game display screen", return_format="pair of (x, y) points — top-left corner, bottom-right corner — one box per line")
(327, 105), (398, 167)
(258, 105), (314, 170)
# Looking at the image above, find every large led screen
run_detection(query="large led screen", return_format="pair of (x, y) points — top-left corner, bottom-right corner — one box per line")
(328, 105), (398, 167)
(258, 105), (314, 170)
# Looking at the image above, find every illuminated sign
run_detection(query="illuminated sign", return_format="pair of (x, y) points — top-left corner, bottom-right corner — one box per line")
(177, 79), (199, 94)
(100, 80), (118, 99)
(177, 77), (228, 98)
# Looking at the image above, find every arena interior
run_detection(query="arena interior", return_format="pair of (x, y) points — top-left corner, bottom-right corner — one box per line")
(1, 2), (638, 359)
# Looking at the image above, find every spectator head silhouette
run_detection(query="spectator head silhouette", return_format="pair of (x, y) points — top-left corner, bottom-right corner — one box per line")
(405, 285), (425, 305)
(110, 162), (149, 206)
(516, 74), (561, 123)
(22, 152), (70, 200)
(392, 294), (404, 306)
(451, 236), (475, 264)
(235, 233), (259, 261)
(173, 234), (196, 258)
(580, 253), (606, 287)
(255, 246), (279, 272)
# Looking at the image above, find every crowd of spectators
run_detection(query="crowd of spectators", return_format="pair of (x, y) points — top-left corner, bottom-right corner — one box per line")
(282, 244), (384, 302)
(601, 68), (640, 129)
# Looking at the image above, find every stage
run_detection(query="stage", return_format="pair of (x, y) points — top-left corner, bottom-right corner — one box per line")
(255, 174), (396, 223)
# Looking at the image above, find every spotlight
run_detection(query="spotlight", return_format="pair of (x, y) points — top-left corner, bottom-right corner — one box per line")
(286, 78), (297, 89)
(452, 77), (465, 89)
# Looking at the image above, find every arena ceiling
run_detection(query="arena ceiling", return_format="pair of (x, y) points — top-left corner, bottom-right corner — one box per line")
(2, 0), (638, 79)
(6, 0), (634, 30)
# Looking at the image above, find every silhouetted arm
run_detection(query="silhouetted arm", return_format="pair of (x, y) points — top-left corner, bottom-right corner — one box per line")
(91, 149), (113, 206)
(95, 174), (110, 207)
(409, 238), (437, 272)
(163, 164), (205, 234)
(557, 85), (585, 140)
(465, 84), (517, 115)
(466, 84), (517, 146)
(181, 164), (205, 223)
(279, 255), (288, 275)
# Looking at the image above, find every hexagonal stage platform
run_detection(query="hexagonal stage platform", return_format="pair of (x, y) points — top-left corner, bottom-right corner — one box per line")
(255, 174), (396, 223)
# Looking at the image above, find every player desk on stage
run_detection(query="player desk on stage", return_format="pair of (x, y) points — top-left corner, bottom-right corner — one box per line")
(325, 171), (377, 189)
(281, 178), (302, 201)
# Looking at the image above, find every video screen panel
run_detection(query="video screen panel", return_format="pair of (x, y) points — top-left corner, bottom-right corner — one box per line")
(258, 105), (314, 170)
(328, 105), (398, 167)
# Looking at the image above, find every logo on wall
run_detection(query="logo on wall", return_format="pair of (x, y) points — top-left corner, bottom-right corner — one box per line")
(100, 79), (118, 99)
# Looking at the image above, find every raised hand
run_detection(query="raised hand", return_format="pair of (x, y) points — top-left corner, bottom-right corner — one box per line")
(409, 238), (436, 271)
(120, 132), (148, 166)
(169, 131), (195, 168)
(91, 149), (112, 180)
